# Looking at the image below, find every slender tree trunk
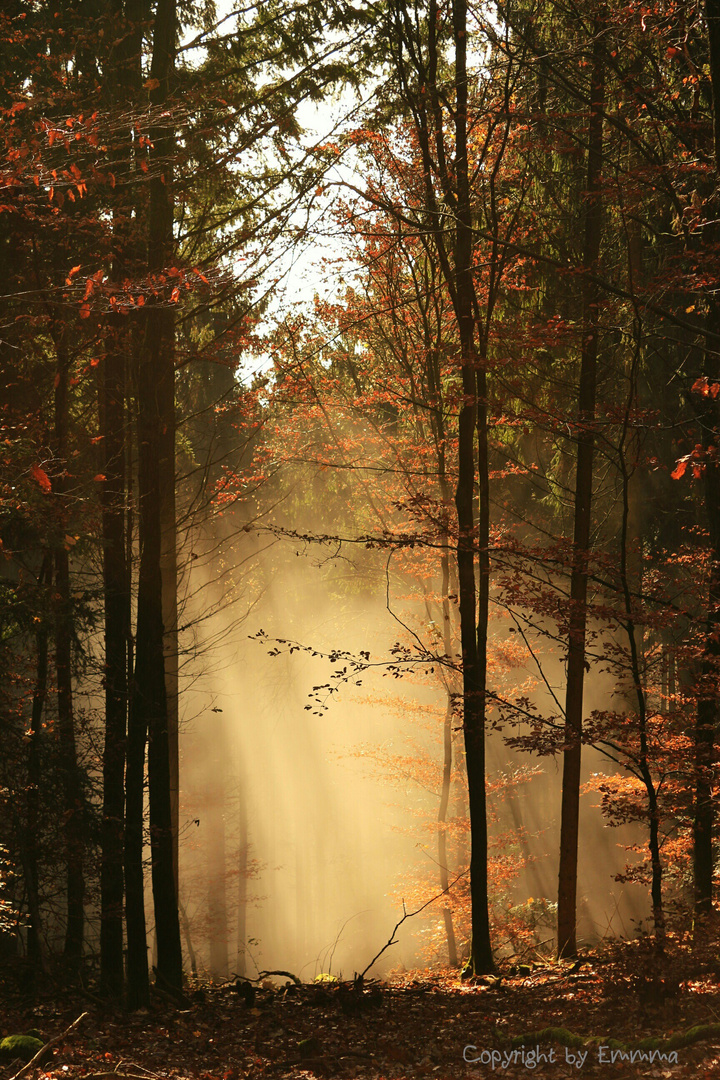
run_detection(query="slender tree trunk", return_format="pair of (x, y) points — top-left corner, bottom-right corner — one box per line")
(694, 297), (720, 918)
(124, 326), (148, 1008)
(140, 0), (183, 994)
(618, 381), (665, 942)
(236, 779), (248, 978)
(52, 326), (85, 967)
(438, 535), (458, 967)
(438, 692), (459, 967)
(435, 359), (459, 966)
(26, 554), (51, 971)
(162, 518), (179, 897)
(100, 322), (128, 997)
(100, 0), (146, 999)
(438, 523), (458, 967)
(453, 0), (493, 975)
(557, 14), (605, 959)
(691, 0), (720, 920)
(125, 664), (148, 1007)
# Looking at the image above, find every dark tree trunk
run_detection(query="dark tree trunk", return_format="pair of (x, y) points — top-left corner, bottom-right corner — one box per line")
(557, 13), (605, 960)
(618, 387), (665, 942)
(452, 0), (493, 976)
(101, 0), (145, 1005)
(691, 0), (720, 921)
(100, 322), (128, 998)
(694, 295), (720, 918)
(141, 0), (183, 994)
(26, 554), (51, 970)
(52, 327), (85, 967)
(125, 626), (149, 1010)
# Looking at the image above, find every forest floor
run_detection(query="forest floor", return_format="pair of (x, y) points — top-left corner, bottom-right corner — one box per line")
(2, 937), (720, 1080)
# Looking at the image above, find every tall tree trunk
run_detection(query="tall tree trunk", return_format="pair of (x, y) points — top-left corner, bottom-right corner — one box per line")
(452, 0), (494, 975)
(556, 13), (605, 960)
(100, 322), (128, 997)
(693, 296), (720, 919)
(438, 526), (458, 968)
(695, 455), (719, 918)
(438, 694), (459, 967)
(437, 522), (458, 967)
(432, 340), (459, 966)
(692, 0), (720, 921)
(236, 777), (248, 978)
(100, 0), (146, 1000)
(26, 554), (51, 971)
(163, 514), (179, 897)
(140, 0), (183, 994)
(617, 354), (665, 942)
(52, 326), (85, 967)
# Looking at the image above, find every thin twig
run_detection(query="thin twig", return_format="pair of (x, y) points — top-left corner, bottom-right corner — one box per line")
(360, 868), (469, 980)
(8, 1011), (87, 1080)
(83, 1074), (160, 1080)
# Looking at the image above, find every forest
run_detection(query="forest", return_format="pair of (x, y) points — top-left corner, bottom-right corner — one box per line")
(3, 0), (720, 1076)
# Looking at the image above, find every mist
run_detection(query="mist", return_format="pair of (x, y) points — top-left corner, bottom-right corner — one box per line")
(171, 481), (651, 982)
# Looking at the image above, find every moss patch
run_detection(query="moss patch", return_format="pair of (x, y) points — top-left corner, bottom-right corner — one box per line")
(0, 1034), (45, 1062)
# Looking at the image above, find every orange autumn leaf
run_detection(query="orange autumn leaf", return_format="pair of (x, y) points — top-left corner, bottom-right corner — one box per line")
(692, 377), (720, 398)
(30, 464), (52, 492)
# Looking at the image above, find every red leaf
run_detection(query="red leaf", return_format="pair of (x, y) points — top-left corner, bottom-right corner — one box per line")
(31, 464), (52, 492)
(691, 377), (720, 398)
(671, 459), (689, 480)
(93, 474), (106, 482)
(170, 286), (180, 303)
